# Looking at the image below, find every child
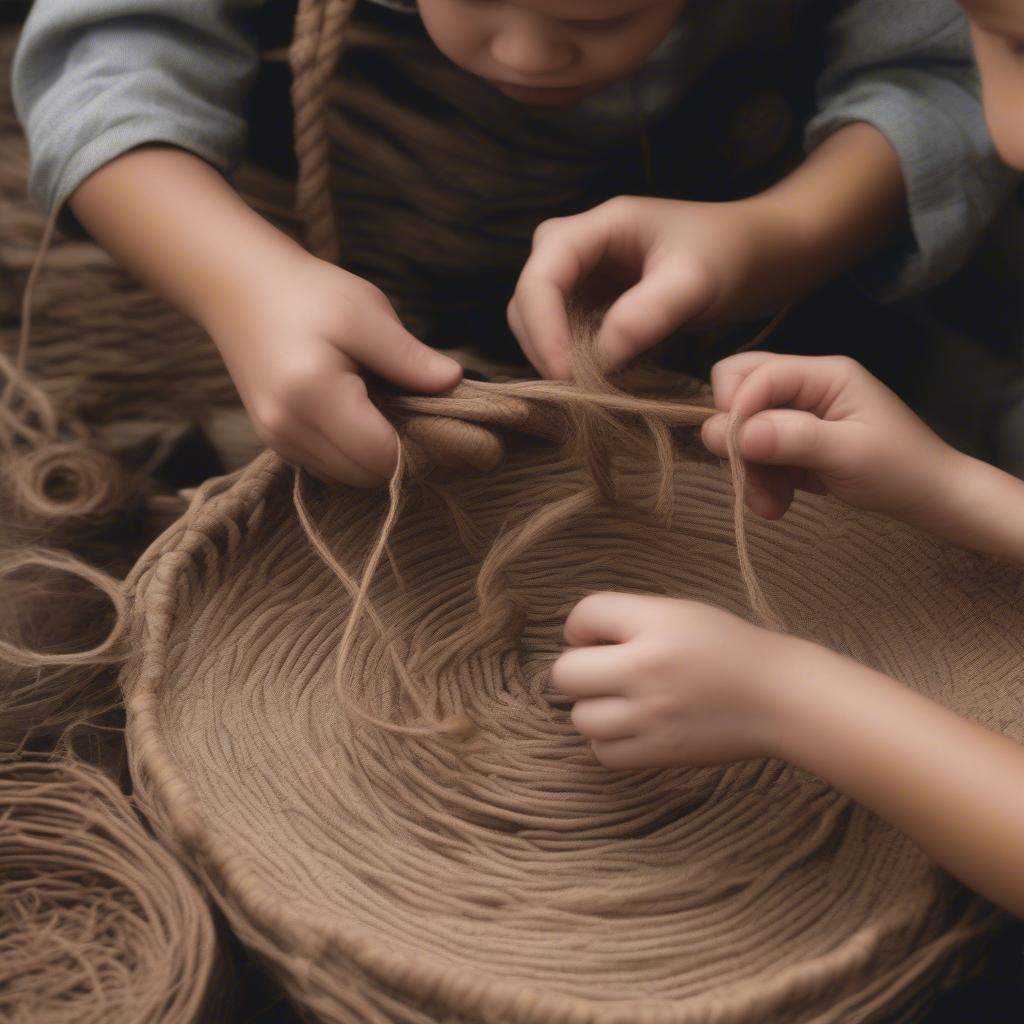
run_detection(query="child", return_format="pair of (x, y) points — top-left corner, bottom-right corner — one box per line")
(12, 0), (1015, 485)
(553, 0), (1024, 918)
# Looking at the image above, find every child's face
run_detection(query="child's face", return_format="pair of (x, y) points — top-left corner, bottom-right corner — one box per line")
(961, 0), (1024, 169)
(417, 0), (686, 106)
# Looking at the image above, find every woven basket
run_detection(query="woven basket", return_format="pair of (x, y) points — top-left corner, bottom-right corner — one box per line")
(120, 399), (1021, 1022)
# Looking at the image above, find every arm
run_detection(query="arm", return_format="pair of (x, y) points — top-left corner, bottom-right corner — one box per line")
(68, 146), (461, 485)
(780, 640), (1024, 918)
(908, 449), (1024, 564)
(734, 119), (907, 315)
(508, 120), (906, 380)
(69, 147), (306, 336)
(807, 0), (1020, 297)
(15, 0), (461, 484)
(554, 593), (1024, 918)
(12, 0), (262, 213)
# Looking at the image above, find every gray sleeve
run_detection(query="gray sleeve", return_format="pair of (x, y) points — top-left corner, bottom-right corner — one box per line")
(805, 0), (1020, 299)
(12, 0), (264, 213)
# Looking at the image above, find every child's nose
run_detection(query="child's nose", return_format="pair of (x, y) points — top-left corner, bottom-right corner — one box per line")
(490, 19), (574, 78)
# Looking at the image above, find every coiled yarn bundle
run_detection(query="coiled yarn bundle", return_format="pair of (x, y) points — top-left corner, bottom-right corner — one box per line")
(121, 369), (1020, 1024)
(0, 755), (218, 1024)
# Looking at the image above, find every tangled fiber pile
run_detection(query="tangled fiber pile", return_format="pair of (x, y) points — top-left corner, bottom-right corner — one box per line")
(119, 357), (1020, 1024)
(0, 755), (218, 1023)
(0, 393), (151, 748)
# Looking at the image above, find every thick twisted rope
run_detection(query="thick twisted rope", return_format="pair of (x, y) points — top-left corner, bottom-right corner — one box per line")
(290, 0), (356, 261)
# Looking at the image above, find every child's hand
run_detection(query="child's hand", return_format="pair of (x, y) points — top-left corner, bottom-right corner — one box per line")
(211, 255), (463, 486)
(551, 592), (806, 769)
(701, 352), (958, 523)
(507, 196), (795, 379)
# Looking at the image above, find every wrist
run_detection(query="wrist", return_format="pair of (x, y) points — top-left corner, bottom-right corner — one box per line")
(905, 448), (1024, 564)
(730, 192), (816, 308)
(892, 444), (974, 535)
(764, 637), (862, 767)
(198, 237), (314, 341)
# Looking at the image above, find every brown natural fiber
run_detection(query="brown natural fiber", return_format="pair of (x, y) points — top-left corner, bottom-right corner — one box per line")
(119, 353), (1020, 1023)
(0, 754), (218, 1023)
(0, 440), (145, 751)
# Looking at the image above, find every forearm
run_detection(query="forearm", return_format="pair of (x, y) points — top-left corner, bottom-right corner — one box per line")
(743, 121), (908, 302)
(69, 146), (309, 334)
(779, 643), (1024, 917)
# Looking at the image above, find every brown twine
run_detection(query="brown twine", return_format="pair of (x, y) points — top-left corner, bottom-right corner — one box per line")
(0, 753), (218, 1023)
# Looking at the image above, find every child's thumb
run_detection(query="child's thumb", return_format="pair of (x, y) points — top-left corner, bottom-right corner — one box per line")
(349, 314), (463, 393)
(731, 409), (849, 475)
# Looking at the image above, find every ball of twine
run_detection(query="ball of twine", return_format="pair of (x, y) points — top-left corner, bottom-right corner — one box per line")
(0, 755), (219, 1024)
(121, 367), (1014, 1024)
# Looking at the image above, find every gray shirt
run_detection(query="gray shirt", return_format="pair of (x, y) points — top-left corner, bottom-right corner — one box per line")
(11, 0), (1019, 298)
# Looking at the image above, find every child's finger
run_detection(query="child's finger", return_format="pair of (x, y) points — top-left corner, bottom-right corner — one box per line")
(703, 415), (824, 517)
(709, 351), (778, 411)
(562, 591), (647, 646)
(598, 259), (716, 369)
(507, 279), (572, 380)
(308, 375), (400, 482)
(590, 737), (654, 771)
(511, 212), (619, 379)
(729, 354), (858, 419)
(551, 644), (633, 698)
(743, 408), (860, 478)
(706, 407), (852, 476)
(743, 462), (795, 519)
(570, 698), (638, 742)
(285, 419), (387, 488)
(700, 412), (730, 457)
